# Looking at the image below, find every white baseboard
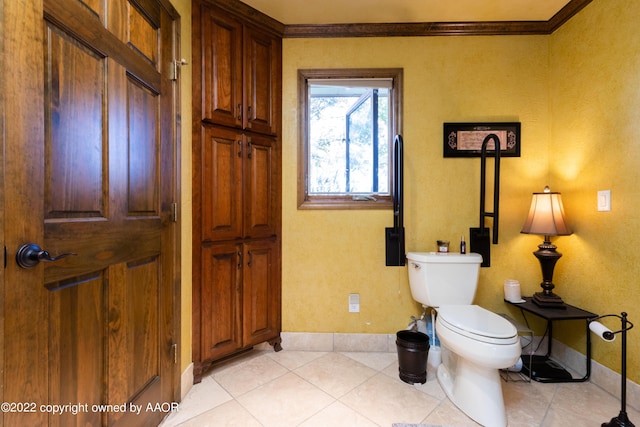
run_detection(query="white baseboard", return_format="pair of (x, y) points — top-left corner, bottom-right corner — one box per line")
(180, 362), (194, 401)
(280, 331), (397, 352)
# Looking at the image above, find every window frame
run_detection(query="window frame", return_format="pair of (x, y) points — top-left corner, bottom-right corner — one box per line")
(297, 68), (403, 210)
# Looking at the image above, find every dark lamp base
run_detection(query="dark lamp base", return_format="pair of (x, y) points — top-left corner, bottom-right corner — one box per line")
(532, 291), (566, 309)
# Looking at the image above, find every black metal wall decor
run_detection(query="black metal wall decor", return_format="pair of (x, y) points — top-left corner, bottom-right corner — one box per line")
(443, 122), (521, 158)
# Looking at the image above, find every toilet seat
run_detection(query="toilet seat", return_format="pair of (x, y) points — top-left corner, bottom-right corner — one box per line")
(437, 305), (518, 345)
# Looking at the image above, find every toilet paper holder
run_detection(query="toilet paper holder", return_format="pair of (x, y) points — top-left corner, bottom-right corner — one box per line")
(589, 312), (634, 340)
(588, 312), (634, 427)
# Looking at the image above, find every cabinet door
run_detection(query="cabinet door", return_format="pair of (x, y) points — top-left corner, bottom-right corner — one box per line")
(244, 133), (278, 238)
(201, 244), (243, 361)
(202, 126), (243, 241)
(201, 4), (243, 127)
(243, 25), (281, 135)
(242, 240), (281, 346)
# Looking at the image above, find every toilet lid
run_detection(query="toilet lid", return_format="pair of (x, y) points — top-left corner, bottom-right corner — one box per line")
(437, 305), (518, 344)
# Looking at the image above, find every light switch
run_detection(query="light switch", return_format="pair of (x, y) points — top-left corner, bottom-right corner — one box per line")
(597, 190), (611, 212)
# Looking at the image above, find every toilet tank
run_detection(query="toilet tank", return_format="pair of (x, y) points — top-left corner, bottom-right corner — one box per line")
(406, 252), (483, 307)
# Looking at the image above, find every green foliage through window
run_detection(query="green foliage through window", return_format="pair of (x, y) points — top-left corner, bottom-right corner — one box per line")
(298, 69), (402, 209)
(309, 87), (389, 194)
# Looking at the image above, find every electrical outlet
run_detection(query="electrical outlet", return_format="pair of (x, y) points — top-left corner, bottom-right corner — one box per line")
(349, 293), (360, 313)
(597, 190), (611, 212)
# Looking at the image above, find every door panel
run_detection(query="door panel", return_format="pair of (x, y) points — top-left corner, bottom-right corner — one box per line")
(127, 3), (160, 66)
(127, 78), (160, 215)
(244, 134), (277, 238)
(244, 26), (279, 135)
(201, 126), (243, 241)
(243, 240), (280, 346)
(108, 258), (162, 426)
(45, 23), (105, 218)
(49, 274), (105, 427)
(201, 4), (243, 127)
(200, 244), (242, 361)
(125, 259), (160, 394)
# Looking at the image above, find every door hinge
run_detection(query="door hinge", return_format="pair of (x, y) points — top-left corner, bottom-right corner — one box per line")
(169, 58), (188, 81)
(172, 343), (178, 364)
(171, 202), (178, 222)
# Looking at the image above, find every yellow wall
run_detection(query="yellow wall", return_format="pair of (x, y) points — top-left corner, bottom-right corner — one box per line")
(282, 35), (549, 330)
(281, 0), (639, 383)
(175, 0), (639, 383)
(169, 0), (193, 373)
(548, 0), (640, 381)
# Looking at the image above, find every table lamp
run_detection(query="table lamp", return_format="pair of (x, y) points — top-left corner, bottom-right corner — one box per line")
(520, 186), (572, 308)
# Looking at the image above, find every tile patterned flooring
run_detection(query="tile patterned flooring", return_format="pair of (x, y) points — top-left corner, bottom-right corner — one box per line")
(160, 349), (639, 427)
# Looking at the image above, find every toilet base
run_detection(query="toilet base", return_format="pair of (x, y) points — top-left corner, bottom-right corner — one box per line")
(437, 354), (508, 427)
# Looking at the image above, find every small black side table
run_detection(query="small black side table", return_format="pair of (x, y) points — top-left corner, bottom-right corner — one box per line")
(505, 296), (598, 383)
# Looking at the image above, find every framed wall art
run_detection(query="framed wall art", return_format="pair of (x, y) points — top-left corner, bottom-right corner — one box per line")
(443, 122), (521, 157)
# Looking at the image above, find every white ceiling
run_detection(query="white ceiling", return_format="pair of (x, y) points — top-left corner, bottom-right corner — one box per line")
(241, 0), (573, 25)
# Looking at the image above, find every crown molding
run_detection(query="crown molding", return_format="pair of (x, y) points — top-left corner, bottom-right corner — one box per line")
(283, 21), (548, 38)
(283, 0), (594, 38)
(546, 0), (594, 32)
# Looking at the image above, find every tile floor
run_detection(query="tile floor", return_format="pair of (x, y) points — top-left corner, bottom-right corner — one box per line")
(160, 349), (639, 427)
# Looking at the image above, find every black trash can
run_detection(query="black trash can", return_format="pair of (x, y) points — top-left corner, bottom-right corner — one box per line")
(396, 330), (430, 384)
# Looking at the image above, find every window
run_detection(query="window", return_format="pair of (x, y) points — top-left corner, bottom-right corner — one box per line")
(298, 69), (403, 209)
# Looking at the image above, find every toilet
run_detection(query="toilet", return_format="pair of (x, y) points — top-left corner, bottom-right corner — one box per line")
(406, 252), (521, 427)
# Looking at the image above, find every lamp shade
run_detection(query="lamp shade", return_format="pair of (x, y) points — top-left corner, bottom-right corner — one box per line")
(520, 186), (572, 236)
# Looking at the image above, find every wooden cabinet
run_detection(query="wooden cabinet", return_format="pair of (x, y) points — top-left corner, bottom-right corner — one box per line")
(200, 3), (280, 136)
(200, 239), (280, 362)
(200, 8), (242, 128)
(241, 239), (280, 347)
(192, 0), (283, 383)
(242, 25), (280, 135)
(201, 125), (278, 242)
(200, 126), (243, 241)
(200, 243), (243, 361)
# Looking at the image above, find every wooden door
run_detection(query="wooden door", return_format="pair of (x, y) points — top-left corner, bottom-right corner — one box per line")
(244, 25), (280, 136)
(200, 3), (243, 128)
(199, 243), (242, 363)
(242, 240), (280, 347)
(1, 1), (179, 426)
(244, 133), (278, 239)
(201, 125), (244, 241)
